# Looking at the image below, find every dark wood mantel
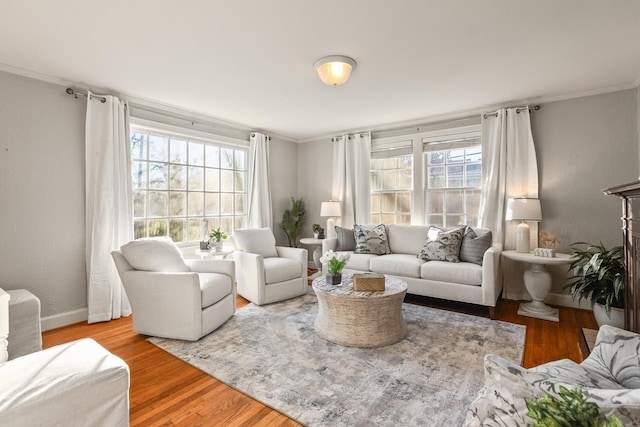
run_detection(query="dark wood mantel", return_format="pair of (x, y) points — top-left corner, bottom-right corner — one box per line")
(604, 180), (640, 333)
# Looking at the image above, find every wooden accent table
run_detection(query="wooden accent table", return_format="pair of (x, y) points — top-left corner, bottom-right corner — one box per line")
(312, 274), (408, 348)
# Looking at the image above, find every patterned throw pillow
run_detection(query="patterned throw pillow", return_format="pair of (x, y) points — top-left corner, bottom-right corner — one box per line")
(354, 224), (391, 255)
(417, 226), (465, 262)
(459, 227), (493, 265)
(335, 226), (357, 251)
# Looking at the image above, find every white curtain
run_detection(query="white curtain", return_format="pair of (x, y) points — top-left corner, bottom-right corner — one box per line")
(247, 132), (272, 229)
(331, 132), (371, 227)
(85, 92), (133, 323)
(478, 107), (539, 247)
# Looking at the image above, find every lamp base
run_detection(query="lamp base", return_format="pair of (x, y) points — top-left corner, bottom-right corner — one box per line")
(516, 221), (530, 253)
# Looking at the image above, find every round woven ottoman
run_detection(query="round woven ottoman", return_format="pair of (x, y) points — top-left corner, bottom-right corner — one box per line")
(312, 274), (408, 348)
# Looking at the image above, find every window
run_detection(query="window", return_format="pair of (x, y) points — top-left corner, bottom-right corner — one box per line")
(370, 139), (413, 225)
(423, 128), (482, 227)
(130, 128), (247, 242)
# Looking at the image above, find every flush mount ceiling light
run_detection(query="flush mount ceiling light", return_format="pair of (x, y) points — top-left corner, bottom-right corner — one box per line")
(313, 55), (357, 86)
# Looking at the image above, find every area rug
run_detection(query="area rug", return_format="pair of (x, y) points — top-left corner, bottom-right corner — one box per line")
(149, 295), (525, 426)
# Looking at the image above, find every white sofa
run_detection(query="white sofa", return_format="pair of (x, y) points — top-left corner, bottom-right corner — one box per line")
(0, 338), (130, 427)
(322, 224), (502, 316)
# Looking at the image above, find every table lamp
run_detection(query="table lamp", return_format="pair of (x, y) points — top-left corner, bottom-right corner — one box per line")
(320, 201), (341, 239)
(505, 198), (542, 253)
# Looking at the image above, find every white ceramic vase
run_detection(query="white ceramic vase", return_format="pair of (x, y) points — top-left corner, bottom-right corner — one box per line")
(593, 303), (624, 329)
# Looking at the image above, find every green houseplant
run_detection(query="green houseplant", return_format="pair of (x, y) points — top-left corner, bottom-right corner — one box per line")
(565, 242), (624, 326)
(525, 385), (623, 427)
(280, 197), (306, 248)
(209, 227), (228, 251)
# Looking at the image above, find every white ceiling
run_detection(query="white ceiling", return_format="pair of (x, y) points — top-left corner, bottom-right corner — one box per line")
(2, 0), (640, 141)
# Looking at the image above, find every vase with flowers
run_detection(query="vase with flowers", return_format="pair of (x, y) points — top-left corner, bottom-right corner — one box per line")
(320, 250), (350, 285)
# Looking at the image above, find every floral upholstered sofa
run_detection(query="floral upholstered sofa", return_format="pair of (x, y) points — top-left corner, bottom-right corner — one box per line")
(321, 223), (501, 315)
(464, 325), (640, 426)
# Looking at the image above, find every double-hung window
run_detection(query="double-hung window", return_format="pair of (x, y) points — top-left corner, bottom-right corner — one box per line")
(370, 139), (413, 225)
(130, 126), (248, 242)
(423, 126), (482, 227)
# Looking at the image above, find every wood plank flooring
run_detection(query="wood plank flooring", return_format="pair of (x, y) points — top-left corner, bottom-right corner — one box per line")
(42, 291), (597, 426)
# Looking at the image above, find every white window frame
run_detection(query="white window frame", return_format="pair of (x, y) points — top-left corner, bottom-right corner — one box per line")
(130, 119), (249, 243)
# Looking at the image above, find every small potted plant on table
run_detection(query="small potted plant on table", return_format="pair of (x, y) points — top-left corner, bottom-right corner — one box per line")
(565, 242), (624, 328)
(209, 227), (228, 252)
(312, 224), (321, 239)
(320, 250), (350, 285)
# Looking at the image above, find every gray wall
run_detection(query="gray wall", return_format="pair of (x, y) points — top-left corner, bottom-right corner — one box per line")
(269, 137), (300, 246)
(0, 70), (87, 320)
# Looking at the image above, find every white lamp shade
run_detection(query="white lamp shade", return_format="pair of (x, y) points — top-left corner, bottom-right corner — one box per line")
(314, 56), (356, 86)
(505, 198), (542, 221)
(320, 201), (341, 217)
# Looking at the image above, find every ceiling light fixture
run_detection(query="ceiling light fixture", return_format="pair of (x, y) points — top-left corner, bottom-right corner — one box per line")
(313, 55), (357, 86)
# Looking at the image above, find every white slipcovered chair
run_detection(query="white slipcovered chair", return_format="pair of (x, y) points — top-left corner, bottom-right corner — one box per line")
(465, 325), (640, 426)
(232, 228), (308, 305)
(112, 237), (236, 341)
(0, 338), (130, 427)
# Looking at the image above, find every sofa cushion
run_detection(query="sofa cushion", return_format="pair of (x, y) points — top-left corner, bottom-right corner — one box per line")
(354, 224), (391, 255)
(370, 254), (426, 278)
(199, 273), (233, 308)
(460, 227), (493, 265)
(344, 252), (377, 271)
(388, 224), (431, 255)
(120, 237), (189, 272)
(263, 257), (302, 284)
(417, 226), (465, 262)
(581, 325), (640, 388)
(421, 261), (482, 285)
(335, 226), (357, 251)
(233, 228), (278, 258)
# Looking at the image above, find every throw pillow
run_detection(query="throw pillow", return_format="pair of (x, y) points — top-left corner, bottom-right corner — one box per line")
(335, 226), (357, 251)
(120, 237), (189, 272)
(417, 226), (465, 262)
(232, 228), (279, 258)
(459, 227), (493, 265)
(354, 224), (391, 255)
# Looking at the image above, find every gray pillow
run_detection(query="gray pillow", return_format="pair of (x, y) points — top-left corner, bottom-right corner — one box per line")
(354, 224), (391, 255)
(459, 227), (493, 265)
(417, 226), (465, 262)
(335, 226), (356, 251)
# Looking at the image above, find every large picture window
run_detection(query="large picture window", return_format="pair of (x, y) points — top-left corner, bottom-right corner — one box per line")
(130, 127), (247, 242)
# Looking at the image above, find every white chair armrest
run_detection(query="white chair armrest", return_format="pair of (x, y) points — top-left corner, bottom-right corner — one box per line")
(322, 238), (338, 253)
(276, 246), (308, 267)
(185, 258), (236, 280)
(0, 338), (129, 427)
(232, 250), (266, 304)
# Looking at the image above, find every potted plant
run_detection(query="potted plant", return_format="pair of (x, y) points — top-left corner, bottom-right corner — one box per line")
(320, 250), (350, 285)
(280, 197), (306, 248)
(565, 242), (624, 328)
(525, 385), (623, 426)
(312, 223), (321, 239)
(209, 227), (228, 251)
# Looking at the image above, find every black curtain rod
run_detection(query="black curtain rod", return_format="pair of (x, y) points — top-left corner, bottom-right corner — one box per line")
(483, 104), (541, 119)
(66, 87), (107, 103)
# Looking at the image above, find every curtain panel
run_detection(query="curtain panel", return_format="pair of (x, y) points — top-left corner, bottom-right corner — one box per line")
(247, 132), (273, 229)
(85, 93), (133, 323)
(331, 133), (371, 228)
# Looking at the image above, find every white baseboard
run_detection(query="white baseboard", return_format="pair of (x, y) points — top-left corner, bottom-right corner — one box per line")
(502, 291), (592, 311)
(41, 308), (88, 331)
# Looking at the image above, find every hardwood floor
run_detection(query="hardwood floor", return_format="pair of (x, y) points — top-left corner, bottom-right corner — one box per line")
(42, 292), (597, 426)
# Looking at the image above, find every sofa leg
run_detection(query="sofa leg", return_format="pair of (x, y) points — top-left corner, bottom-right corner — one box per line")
(488, 306), (496, 319)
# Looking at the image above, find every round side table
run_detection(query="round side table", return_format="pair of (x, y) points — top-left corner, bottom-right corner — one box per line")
(300, 237), (324, 278)
(502, 250), (573, 322)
